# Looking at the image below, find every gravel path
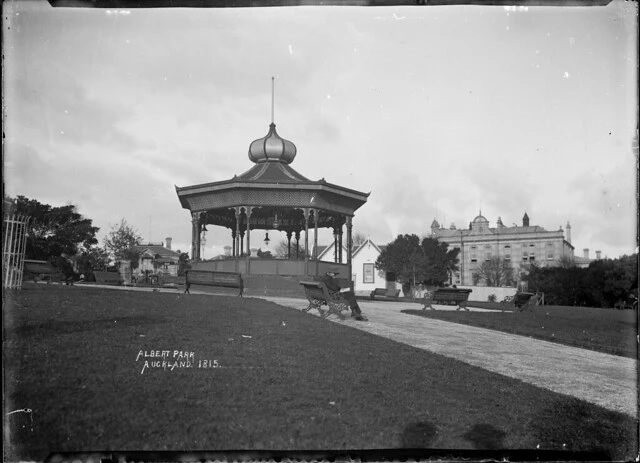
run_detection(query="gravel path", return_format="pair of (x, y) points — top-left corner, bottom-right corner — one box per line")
(263, 295), (638, 418)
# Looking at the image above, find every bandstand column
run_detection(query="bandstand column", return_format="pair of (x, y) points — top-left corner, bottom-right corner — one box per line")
(231, 230), (237, 257)
(313, 209), (319, 276)
(295, 231), (301, 259)
(234, 208), (241, 265)
(286, 231), (292, 259)
(346, 216), (353, 290)
(333, 227), (338, 263)
(303, 209), (310, 275)
(338, 225), (343, 264)
(191, 212), (201, 262)
(245, 207), (253, 257)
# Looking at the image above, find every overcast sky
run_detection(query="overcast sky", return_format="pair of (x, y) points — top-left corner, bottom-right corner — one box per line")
(3, 0), (638, 260)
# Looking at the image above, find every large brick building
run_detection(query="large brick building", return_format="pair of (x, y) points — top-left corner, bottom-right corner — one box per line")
(430, 212), (586, 286)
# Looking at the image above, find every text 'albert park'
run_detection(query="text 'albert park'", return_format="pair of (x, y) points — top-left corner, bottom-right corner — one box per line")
(135, 349), (220, 374)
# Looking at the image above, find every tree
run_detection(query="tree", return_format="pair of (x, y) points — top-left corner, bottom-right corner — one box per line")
(353, 231), (367, 247)
(375, 235), (459, 296)
(103, 219), (143, 266)
(256, 248), (273, 258)
(176, 250), (191, 276)
(76, 245), (111, 280)
(375, 234), (422, 295)
(12, 195), (99, 260)
(421, 237), (460, 286)
(476, 256), (515, 287)
(273, 239), (307, 259)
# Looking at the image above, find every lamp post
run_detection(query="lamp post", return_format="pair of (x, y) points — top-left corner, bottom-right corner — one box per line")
(200, 224), (207, 260)
(460, 230), (464, 286)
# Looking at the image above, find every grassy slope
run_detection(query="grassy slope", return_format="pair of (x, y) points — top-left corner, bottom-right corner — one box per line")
(402, 305), (637, 358)
(3, 285), (637, 461)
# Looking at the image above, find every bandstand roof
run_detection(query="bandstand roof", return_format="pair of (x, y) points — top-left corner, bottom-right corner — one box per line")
(175, 122), (370, 226)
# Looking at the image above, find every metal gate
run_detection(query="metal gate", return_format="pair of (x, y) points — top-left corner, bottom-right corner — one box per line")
(3, 212), (30, 289)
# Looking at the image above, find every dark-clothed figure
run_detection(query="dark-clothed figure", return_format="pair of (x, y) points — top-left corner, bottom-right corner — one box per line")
(319, 271), (367, 321)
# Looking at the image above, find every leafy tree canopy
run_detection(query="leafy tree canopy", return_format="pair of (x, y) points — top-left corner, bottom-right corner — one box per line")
(176, 250), (191, 276)
(103, 219), (143, 265)
(375, 234), (460, 294)
(12, 195), (99, 260)
(523, 253), (638, 308)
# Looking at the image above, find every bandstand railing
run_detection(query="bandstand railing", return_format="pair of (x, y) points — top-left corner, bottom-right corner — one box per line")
(193, 257), (349, 278)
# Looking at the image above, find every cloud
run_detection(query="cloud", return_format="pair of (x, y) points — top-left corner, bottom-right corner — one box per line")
(7, 66), (149, 152)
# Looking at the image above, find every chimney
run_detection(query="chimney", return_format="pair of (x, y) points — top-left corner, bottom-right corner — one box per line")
(583, 248), (589, 259)
(224, 246), (232, 256)
(165, 237), (172, 250)
(523, 212), (530, 227)
(596, 250), (601, 260)
(566, 221), (571, 243)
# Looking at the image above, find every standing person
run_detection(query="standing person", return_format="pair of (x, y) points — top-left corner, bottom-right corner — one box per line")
(320, 270), (368, 321)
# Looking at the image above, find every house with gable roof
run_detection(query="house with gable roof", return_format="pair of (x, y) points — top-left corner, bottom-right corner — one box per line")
(131, 237), (181, 278)
(316, 237), (402, 296)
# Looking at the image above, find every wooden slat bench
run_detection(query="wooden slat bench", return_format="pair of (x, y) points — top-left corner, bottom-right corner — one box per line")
(422, 288), (473, 311)
(23, 260), (66, 285)
(369, 288), (401, 301)
(300, 280), (350, 319)
(513, 292), (545, 311)
(94, 271), (123, 286)
(184, 270), (243, 296)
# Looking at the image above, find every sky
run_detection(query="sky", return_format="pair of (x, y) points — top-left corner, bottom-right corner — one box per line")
(3, 0), (638, 260)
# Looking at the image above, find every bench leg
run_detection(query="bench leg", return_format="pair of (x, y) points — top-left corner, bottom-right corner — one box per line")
(325, 301), (348, 320)
(422, 301), (435, 310)
(302, 298), (323, 314)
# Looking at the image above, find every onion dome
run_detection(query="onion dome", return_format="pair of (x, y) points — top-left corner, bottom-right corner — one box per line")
(248, 123), (297, 164)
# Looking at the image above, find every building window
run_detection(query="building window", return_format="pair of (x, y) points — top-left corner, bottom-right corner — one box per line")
(529, 244), (536, 262)
(363, 263), (375, 284)
(546, 243), (554, 260)
(504, 245), (511, 261)
(471, 246), (477, 263)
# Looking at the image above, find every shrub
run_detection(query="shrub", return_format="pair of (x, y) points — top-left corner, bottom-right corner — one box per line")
(488, 294), (497, 302)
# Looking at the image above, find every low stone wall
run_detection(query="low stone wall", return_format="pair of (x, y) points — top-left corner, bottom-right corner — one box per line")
(457, 285), (517, 302)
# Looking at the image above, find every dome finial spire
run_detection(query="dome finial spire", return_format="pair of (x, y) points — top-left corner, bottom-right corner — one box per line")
(271, 76), (275, 124)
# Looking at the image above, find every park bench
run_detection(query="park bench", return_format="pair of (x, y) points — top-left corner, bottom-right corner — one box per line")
(300, 280), (350, 319)
(369, 287), (401, 301)
(94, 271), (123, 286)
(511, 292), (545, 311)
(23, 260), (66, 285)
(184, 270), (243, 296)
(422, 287), (473, 311)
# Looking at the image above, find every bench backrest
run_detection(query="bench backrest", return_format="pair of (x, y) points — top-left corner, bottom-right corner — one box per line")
(24, 262), (58, 275)
(300, 280), (338, 302)
(432, 288), (472, 302)
(94, 271), (123, 284)
(186, 270), (242, 288)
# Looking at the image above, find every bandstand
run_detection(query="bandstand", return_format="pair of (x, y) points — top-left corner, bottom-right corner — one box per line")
(175, 118), (369, 283)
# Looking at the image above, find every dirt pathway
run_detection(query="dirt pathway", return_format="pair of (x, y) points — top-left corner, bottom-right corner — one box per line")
(263, 296), (637, 418)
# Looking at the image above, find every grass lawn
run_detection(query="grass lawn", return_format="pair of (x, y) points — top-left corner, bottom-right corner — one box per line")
(3, 285), (637, 461)
(402, 304), (637, 358)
